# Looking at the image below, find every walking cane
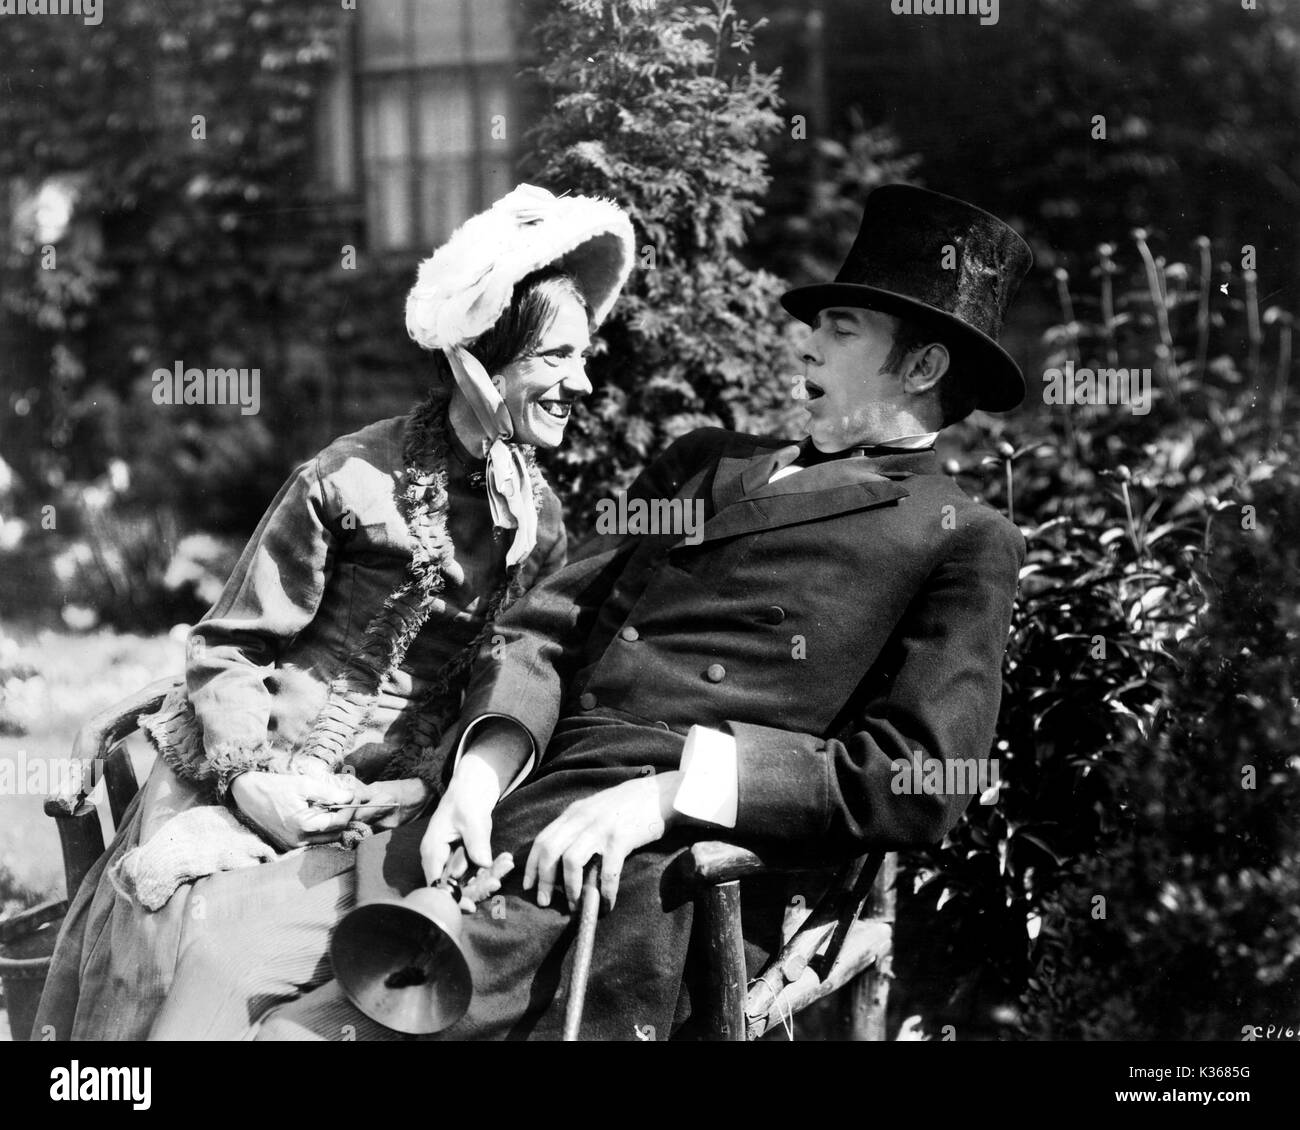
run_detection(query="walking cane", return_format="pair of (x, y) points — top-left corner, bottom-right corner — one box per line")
(562, 858), (602, 1041)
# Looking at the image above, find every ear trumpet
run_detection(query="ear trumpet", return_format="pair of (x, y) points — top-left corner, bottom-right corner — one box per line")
(330, 851), (603, 1038)
(331, 876), (474, 1035)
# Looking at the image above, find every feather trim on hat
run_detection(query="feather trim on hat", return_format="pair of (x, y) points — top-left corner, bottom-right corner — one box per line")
(405, 183), (635, 352)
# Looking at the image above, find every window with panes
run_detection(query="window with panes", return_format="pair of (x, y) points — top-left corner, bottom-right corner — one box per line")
(317, 0), (517, 252)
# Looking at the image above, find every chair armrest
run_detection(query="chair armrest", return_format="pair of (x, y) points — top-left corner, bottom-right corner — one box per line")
(69, 673), (182, 764)
(683, 842), (770, 885)
(46, 674), (182, 813)
(0, 898), (70, 946)
(683, 840), (846, 887)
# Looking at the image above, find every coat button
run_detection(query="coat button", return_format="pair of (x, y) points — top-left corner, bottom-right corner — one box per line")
(765, 605), (786, 624)
(579, 692), (597, 710)
(655, 720), (671, 731)
(705, 663), (726, 683)
(620, 625), (640, 642)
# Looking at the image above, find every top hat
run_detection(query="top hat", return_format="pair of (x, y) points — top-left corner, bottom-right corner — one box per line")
(782, 184), (1033, 411)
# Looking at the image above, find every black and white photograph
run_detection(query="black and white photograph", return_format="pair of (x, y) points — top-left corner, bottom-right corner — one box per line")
(0, 0), (1296, 1097)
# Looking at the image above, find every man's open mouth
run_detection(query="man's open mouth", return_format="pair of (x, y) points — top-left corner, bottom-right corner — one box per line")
(538, 397), (575, 420)
(803, 380), (825, 401)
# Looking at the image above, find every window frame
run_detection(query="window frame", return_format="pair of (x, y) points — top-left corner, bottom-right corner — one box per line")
(328, 0), (518, 254)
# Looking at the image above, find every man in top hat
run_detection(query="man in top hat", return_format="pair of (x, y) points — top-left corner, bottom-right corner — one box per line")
(162, 185), (1034, 1040)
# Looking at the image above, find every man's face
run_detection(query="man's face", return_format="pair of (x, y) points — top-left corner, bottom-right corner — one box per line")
(493, 292), (593, 449)
(797, 306), (906, 451)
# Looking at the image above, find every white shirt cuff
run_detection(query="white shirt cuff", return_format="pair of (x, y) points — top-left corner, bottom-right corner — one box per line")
(453, 714), (537, 800)
(672, 724), (738, 828)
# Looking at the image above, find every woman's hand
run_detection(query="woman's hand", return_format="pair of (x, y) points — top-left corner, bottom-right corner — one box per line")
(419, 754), (504, 885)
(353, 777), (433, 830)
(524, 771), (682, 911)
(229, 771), (366, 850)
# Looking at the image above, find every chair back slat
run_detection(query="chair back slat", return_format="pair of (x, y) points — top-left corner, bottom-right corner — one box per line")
(103, 744), (141, 829)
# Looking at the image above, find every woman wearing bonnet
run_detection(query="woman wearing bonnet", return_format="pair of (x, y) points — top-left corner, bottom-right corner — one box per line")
(35, 184), (635, 1040)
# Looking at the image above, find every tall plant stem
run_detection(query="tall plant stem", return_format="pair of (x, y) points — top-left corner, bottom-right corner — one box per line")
(1134, 229), (1178, 406)
(1099, 243), (1119, 368)
(1244, 269), (1262, 394)
(1267, 312), (1293, 449)
(1194, 236), (1211, 383)
(1054, 266), (1082, 463)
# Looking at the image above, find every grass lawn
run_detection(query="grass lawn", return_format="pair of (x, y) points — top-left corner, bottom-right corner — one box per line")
(1, 622), (184, 902)
(0, 622), (184, 1039)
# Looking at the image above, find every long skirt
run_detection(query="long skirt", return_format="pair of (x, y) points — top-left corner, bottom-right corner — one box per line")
(33, 757), (358, 1041)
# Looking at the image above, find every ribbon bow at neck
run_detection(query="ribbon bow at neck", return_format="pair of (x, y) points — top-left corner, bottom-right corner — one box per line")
(443, 345), (538, 567)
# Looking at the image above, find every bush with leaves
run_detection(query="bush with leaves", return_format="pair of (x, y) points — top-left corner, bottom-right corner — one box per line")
(0, 0), (353, 622)
(754, 109), (921, 288)
(892, 230), (1299, 1040)
(520, 0), (791, 529)
(1016, 438), (1300, 1040)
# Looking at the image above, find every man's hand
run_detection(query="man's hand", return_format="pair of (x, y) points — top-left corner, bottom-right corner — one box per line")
(524, 771), (682, 911)
(419, 754), (503, 885)
(229, 771), (366, 850)
(419, 717), (534, 885)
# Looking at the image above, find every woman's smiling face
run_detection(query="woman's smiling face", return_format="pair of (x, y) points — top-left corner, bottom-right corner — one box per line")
(492, 291), (593, 449)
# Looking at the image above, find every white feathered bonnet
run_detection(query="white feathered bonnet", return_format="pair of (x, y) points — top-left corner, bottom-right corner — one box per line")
(405, 183), (635, 351)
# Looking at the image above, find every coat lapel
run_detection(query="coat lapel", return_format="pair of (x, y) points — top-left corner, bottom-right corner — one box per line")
(739, 442), (802, 497)
(692, 471), (909, 545)
(746, 455), (891, 500)
(709, 438), (782, 513)
(685, 437), (933, 548)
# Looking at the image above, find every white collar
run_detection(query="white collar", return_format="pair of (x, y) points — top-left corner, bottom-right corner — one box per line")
(867, 431), (939, 450)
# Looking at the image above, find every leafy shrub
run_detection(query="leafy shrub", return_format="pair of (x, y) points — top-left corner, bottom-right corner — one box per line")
(521, 0), (791, 532)
(0, 0), (346, 622)
(893, 231), (1300, 1040)
(1021, 449), (1300, 1039)
(753, 109), (921, 288)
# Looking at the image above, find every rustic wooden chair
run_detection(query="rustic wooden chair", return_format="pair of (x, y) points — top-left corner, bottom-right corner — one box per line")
(43, 676), (181, 903)
(0, 676), (181, 1041)
(678, 841), (895, 1040)
(32, 675), (897, 1041)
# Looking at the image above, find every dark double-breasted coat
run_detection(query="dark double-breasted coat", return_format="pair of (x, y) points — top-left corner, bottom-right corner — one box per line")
(370, 426), (1026, 1040)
